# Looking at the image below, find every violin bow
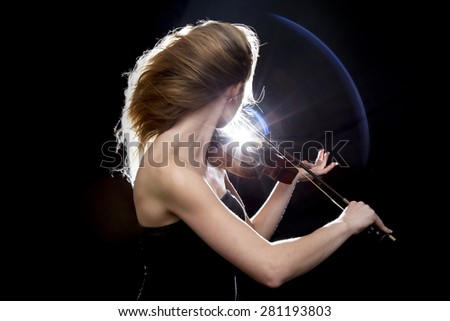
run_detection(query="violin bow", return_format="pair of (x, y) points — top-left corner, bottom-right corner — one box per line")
(238, 109), (396, 242)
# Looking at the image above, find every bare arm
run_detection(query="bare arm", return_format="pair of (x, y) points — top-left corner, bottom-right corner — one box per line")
(250, 181), (297, 239)
(223, 168), (304, 238)
(251, 149), (337, 239)
(153, 165), (390, 288)
(224, 172), (254, 227)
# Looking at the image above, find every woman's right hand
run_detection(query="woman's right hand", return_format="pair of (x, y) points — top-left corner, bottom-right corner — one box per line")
(338, 201), (393, 235)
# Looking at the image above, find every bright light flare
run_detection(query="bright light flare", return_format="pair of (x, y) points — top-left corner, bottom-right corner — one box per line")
(221, 106), (269, 146)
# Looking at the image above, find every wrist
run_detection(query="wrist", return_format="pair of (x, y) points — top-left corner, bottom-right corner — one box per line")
(326, 218), (355, 237)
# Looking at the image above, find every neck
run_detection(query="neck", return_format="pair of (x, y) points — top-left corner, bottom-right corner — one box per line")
(155, 99), (226, 171)
(175, 100), (224, 142)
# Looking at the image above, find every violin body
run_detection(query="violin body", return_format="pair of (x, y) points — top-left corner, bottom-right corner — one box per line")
(207, 129), (299, 184)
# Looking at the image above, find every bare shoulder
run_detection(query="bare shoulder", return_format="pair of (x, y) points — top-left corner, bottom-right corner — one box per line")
(133, 162), (220, 226)
(133, 163), (186, 226)
(134, 162), (176, 200)
(134, 161), (238, 227)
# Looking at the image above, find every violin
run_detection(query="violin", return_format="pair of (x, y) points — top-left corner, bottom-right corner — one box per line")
(207, 107), (396, 242)
(207, 128), (299, 184)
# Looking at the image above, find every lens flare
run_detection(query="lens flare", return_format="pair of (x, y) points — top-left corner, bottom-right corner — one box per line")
(221, 106), (269, 145)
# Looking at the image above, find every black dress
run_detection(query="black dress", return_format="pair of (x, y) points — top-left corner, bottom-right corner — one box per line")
(136, 190), (246, 301)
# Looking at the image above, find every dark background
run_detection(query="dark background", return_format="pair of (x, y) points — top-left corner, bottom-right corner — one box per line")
(3, 0), (445, 300)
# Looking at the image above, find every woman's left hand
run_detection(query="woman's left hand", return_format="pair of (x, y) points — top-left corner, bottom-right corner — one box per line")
(295, 149), (337, 182)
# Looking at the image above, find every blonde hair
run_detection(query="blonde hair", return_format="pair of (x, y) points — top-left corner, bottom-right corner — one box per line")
(115, 20), (260, 184)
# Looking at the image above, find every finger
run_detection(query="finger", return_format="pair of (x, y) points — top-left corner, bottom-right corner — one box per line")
(373, 214), (393, 234)
(316, 149), (325, 163)
(318, 152), (332, 169)
(301, 160), (314, 168)
(319, 161), (338, 174)
(311, 150), (323, 167)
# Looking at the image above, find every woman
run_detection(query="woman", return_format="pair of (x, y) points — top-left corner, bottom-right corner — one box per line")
(115, 19), (392, 300)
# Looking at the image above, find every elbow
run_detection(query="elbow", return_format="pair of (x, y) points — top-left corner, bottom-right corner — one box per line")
(257, 260), (287, 289)
(263, 277), (283, 289)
